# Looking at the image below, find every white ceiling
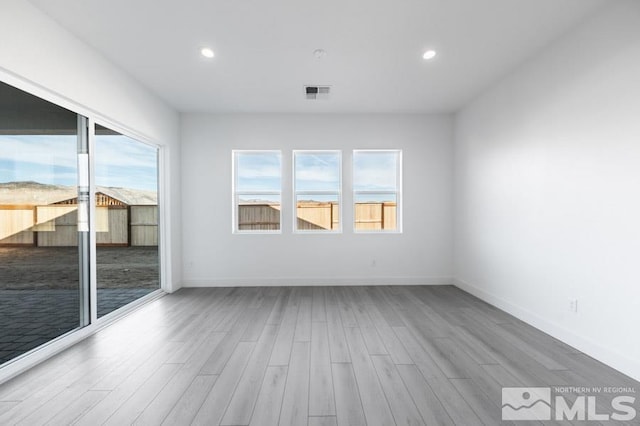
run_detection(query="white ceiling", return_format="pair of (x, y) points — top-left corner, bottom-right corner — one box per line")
(28, 0), (606, 114)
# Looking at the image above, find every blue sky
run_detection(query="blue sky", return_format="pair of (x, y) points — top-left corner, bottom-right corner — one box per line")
(0, 134), (158, 191)
(295, 152), (340, 192)
(236, 151), (282, 192)
(94, 134), (158, 191)
(353, 151), (399, 192)
(235, 150), (399, 203)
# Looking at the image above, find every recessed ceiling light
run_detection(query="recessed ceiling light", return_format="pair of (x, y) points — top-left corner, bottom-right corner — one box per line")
(422, 50), (437, 60)
(201, 47), (215, 59)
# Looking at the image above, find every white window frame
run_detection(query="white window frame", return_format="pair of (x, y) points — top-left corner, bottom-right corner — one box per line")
(232, 150), (282, 234)
(293, 150), (342, 233)
(353, 149), (402, 233)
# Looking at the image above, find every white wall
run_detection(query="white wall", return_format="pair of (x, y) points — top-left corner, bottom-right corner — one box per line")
(454, 0), (640, 381)
(0, 0), (182, 291)
(181, 114), (453, 286)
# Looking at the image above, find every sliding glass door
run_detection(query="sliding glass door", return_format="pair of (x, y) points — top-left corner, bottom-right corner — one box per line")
(0, 81), (88, 364)
(0, 80), (161, 367)
(94, 124), (159, 317)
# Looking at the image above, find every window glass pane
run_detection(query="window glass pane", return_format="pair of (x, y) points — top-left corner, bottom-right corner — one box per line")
(236, 152), (281, 192)
(296, 195), (339, 231)
(353, 150), (401, 232)
(354, 193), (397, 231)
(294, 151), (341, 232)
(294, 152), (340, 192)
(234, 151), (281, 232)
(0, 81), (84, 365)
(238, 195), (281, 231)
(353, 151), (399, 191)
(94, 124), (159, 318)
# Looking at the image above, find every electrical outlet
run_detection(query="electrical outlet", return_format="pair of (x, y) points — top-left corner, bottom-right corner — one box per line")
(569, 299), (578, 313)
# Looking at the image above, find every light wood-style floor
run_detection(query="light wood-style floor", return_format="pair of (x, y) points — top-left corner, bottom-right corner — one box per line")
(0, 286), (637, 425)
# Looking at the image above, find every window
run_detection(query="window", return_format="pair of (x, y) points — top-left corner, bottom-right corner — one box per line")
(353, 150), (402, 232)
(293, 150), (341, 232)
(94, 124), (159, 317)
(233, 150), (282, 232)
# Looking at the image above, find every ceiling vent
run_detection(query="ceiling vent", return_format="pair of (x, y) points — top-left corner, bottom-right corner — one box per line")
(305, 85), (331, 100)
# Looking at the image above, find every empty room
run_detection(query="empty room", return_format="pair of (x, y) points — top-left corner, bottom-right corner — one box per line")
(0, 0), (639, 424)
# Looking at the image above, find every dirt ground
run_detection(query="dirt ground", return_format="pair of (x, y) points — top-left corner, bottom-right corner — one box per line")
(0, 246), (159, 290)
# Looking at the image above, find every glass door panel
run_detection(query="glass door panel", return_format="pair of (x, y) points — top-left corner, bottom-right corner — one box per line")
(0, 81), (86, 365)
(94, 124), (159, 317)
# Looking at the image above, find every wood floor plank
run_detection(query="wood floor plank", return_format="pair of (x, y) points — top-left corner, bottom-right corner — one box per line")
(335, 288), (358, 328)
(191, 341), (256, 426)
(396, 364), (454, 426)
(325, 287), (351, 363)
(309, 321), (336, 416)
(133, 331), (226, 425)
(360, 324), (389, 355)
(43, 390), (109, 426)
(312, 286), (327, 322)
(17, 381), (109, 426)
(267, 287), (291, 325)
(449, 325), (500, 366)
(199, 307), (255, 375)
(480, 363), (524, 387)
(103, 362), (182, 426)
(294, 296), (312, 342)
(370, 287), (406, 327)
(403, 288), (458, 336)
(243, 296), (278, 341)
(371, 355), (425, 426)
(309, 416), (338, 426)
(492, 323), (567, 371)
(332, 363), (367, 426)
(160, 375), (218, 426)
(426, 377), (484, 426)
(344, 327), (396, 426)
(221, 324), (279, 425)
(394, 299), (449, 339)
(279, 342), (310, 426)
(248, 365), (287, 426)
(429, 337), (475, 379)
(450, 378), (509, 425)
(87, 331), (171, 392)
(166, 291), (227, 344)
(214, 298), (249, 332)
(164, 306), (230, 363)
(0, 356), (112, 425)
(270, 291), (301, 366)
(400, 316), (460, 380)
(461, 320), (569, 387)
(349, 292), (388, 355)
(393, 326), (446, 380)
(364, 302), (413, 364)
(74, 342), (182, 426)
(0, 401), (18, 415)
(0, 334), (132, 402)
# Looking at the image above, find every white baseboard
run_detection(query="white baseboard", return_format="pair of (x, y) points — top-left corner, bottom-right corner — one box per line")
(181, 275), (453, 287)
(453, 277), (640, 383)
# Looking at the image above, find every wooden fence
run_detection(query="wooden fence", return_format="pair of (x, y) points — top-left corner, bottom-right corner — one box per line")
(0, 205), (158, 246)
(238, 202), (397, 231)
(354, 202), (397, 231)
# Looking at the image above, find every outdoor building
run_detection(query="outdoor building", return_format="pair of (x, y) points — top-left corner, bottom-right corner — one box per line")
(1, 183), (158, 247)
